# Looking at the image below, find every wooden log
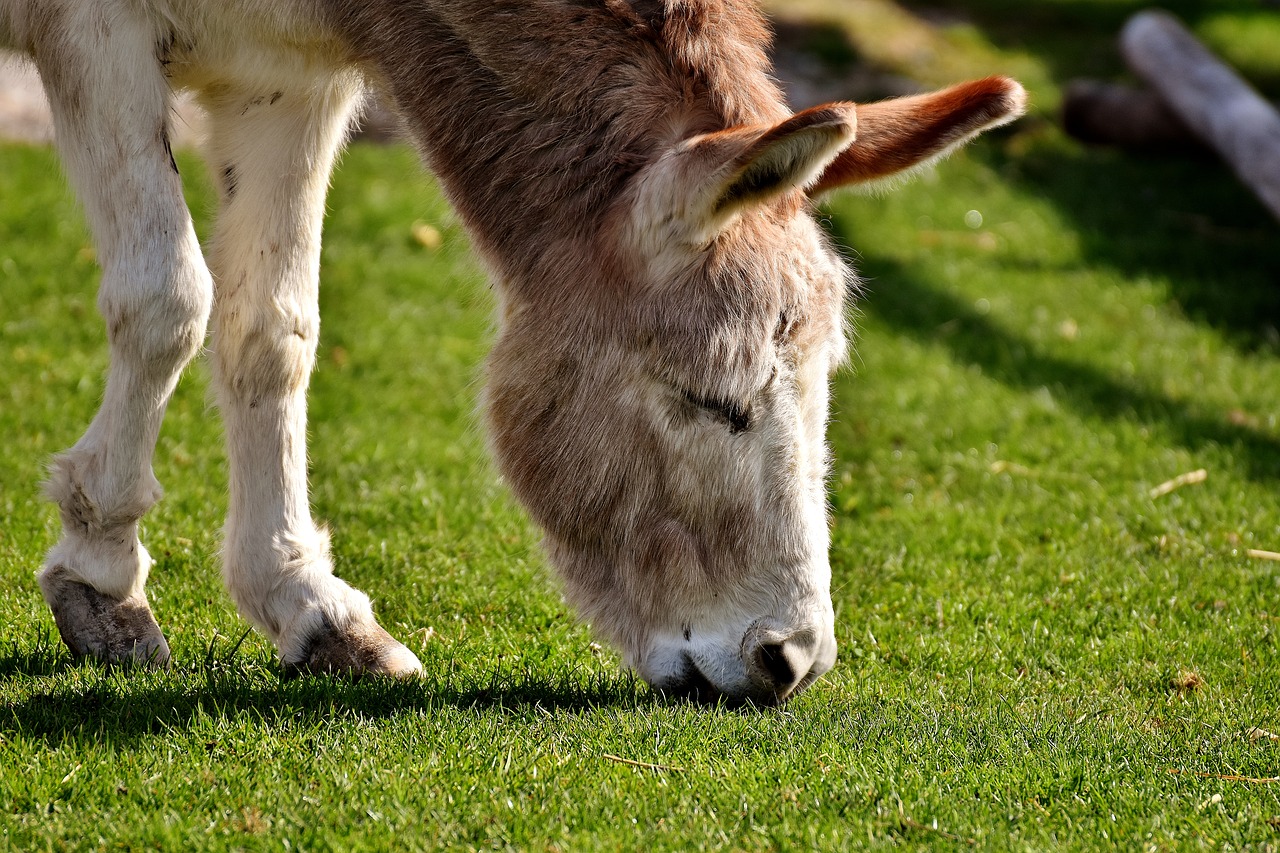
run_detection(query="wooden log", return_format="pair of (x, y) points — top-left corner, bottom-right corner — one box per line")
(1122, 9), (1280, 221)
(1062, 80), (1206, 152)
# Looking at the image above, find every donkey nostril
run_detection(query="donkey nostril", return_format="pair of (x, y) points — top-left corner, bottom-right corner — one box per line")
(754, 641), (798, 690)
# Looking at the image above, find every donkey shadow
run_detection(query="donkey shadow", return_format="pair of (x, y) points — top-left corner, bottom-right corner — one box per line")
(996, 139), (1280, 349)
(0, 645), (697, 748)
(777, 8), (1280, 347)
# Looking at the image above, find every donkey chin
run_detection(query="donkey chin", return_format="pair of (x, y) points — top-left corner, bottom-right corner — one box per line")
(542, 528), (838, 706)
(638, 608), (839, 707)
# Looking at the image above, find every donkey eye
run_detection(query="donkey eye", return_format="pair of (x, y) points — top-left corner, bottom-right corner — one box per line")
(680, 388), (752, 434)
(774, 311), (795, 345)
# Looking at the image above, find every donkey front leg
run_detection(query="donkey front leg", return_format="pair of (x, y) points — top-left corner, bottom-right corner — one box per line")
(32, 8), (213, 667)
(203, 75), (420, 678)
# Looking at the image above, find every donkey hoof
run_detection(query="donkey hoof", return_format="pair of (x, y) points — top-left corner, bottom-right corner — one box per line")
(283, 615), (423, 679)
(40, 568), (171, 668)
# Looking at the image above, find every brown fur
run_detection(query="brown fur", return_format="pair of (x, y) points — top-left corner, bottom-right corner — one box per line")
(310, 0), (1025, 698)
(809, 76), (1026, 192)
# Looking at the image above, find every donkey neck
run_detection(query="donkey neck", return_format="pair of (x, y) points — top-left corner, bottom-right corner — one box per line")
(324, 1), (788, 289)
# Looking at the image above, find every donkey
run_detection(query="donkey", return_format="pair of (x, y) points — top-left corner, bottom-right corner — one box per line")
(1, 0), (1024, 704)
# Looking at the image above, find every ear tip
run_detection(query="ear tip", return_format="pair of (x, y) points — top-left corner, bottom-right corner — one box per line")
(979, 76), (1030, 119)
(997, 77), (1029, 116)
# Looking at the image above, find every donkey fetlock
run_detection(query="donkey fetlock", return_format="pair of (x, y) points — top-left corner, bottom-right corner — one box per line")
(39, 454), (170, 667)
(230, 553), (423, 679)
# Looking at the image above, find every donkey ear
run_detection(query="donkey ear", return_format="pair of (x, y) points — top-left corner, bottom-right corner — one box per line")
(808, 76), (1027, 196)
(674, 103), (857, 240)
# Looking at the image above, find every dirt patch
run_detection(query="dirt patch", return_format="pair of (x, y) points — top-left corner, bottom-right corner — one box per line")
(0, 50), (208, 146)
(0, 52), (59, 144)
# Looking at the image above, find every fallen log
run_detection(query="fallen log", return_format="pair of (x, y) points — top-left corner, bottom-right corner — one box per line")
(1062, 79), (1206, 153)
(1122, 9), (1280, 221)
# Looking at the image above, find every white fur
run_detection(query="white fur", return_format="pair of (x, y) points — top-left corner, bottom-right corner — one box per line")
(4, 0), (418, 670)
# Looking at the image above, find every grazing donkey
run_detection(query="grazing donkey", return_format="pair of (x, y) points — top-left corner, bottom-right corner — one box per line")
(1, 0), (1024, 704)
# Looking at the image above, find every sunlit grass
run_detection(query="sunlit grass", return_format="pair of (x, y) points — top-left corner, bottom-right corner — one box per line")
(3, 3), (1280, 845)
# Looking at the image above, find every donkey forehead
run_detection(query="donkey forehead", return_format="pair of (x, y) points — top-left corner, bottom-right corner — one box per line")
(629, 206), (848, 344)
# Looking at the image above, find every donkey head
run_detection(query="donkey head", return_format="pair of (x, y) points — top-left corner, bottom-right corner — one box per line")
(483, 76), (1025, 704)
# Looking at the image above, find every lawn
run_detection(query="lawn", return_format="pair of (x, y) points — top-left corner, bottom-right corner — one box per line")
(2, 3), (1280, 849)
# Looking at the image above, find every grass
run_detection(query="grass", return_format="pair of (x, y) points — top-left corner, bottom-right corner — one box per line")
(3, 4), (1280, 849)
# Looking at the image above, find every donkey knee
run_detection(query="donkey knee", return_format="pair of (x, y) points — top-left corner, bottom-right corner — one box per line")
(212, 297), (319, 401)
(45, 450), (162, 533)
(99, 247), (213, 376)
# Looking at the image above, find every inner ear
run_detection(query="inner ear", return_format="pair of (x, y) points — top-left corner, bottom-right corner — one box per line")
(715, 126), (848, 214)
(681, 103), (857, 238)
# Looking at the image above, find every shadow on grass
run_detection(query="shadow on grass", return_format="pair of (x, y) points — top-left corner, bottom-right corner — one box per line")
(902, 0), (1280, 97)
(912, 0), (1280, 344)
(1001, 140), (1280, 348)
(778, 4), (1280, 345)
(0, 645), (754, 746)
(821, 106), (1280, 479)
(840, 250), (1280, 482)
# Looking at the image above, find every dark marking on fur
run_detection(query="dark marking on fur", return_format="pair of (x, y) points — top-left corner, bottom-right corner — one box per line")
(222, 164), (237, 200)
(774, 310), (799, 345)
(269, 91), (284, 105)
(627, 0), (668, 31)
(59, 479), (100, 533)
(156, 29), (176, 68)
(240, 95), (267, 116)
(159, 125), (179, 176)
(156, 28), (197, 76)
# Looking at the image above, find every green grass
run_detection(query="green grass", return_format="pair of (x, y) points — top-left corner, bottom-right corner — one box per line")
(768, 0), (1280, 115)
(4, 8), (1280, 847)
